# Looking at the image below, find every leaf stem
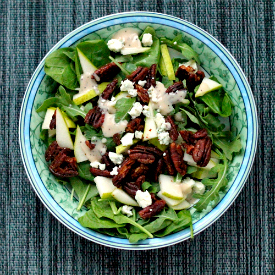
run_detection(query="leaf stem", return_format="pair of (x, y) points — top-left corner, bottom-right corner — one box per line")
(77, 184), (91, 211)
(109, 56), (130, 75)
(124, 217), (154, 239)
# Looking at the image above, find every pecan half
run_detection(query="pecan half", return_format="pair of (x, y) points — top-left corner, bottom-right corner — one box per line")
(84, 106), (105, 128)
(193, 128), (208, 139)
(101, 153), (115, 171)
(165, 116), (179, 141)
(175, 65), (205, 92)
(139, 200), (166, 219)
(91, 62), (121, 83)
(101, 79), (118, 100)
(135, 175), (146, 189)
(130, 145), (163, 157)
(125, 118), (143, 133)
(90, 167), (112, 178)
(166, 82), (184, 94)
(154, 158), (164, 182)
(112, 133), (121, 146)
(45, 141), (71, 162)
(163, 150), (176, 175)
(129, 152), (155, 164)
(135, 84), (150, 103)
(170, 143), (187, 176)
(49, 110), (56, 130)
(85, 140), (96, 150)
(124, 182), (140, 197)
(127, 67), (149, 83)
(131, 163), (149, 180)
(144, 64), (157, 89)
(112, 158), (136, 187)
(179, 130), (196, 144)
(193, 137), (212, 167)
(49, 150), (78, 178)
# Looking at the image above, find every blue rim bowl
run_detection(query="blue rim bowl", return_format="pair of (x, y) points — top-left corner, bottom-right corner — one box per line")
(19, 12), (258, 250)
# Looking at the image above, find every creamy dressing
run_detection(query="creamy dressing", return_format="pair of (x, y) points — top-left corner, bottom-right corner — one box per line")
(112, 28), (142, 49)
(98, 97), (116, 114)
(79, 73), (99, 94)
(79, 138), (106, 163)
(101, 112), (128, 137)
(151, 81), (188, 115)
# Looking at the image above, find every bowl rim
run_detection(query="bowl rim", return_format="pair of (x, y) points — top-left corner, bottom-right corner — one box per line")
(19, 11), (258, 250)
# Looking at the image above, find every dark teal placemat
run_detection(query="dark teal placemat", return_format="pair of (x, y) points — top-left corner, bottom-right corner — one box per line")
(0, 0), (274, 274)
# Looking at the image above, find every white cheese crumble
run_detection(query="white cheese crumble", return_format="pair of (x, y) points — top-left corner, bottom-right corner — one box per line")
(142, 33), (153, 46)
(121, 133), (134, 146)
(121, 205), (133, 217)
(135, 190), (152, 208)
(138, 80), (146, 87)
(120, 79), (135, 91)
(110, 166), (119, 176)
(101, 138), (107, 143)
(174, 112), (184, 122)
(147, 86), (158, 103)
(90, 161), (106, 171)
(155, 113), (171, 132)
(109, 152), (124, 165)
(158, 132), (171, 145)
(193, 181), (206, 195)
(142, 105), (151, 117)
(107, 39), (124, 53)
(128, 88), (137, 97)
(128, 102), (143, 119)
(135, 130), (143, 139)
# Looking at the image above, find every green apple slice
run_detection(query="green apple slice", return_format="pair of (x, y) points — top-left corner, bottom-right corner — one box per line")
(42, 107), (55, 129)
(120, 47), (150, 55)
(56, 107), (74, 149)
(159, 174), (184, 200)
(112, 189), (139, 206)
(94, 176), (117, 199)
(74, 125), (88, 163)
(195, 78), (222, 97)
(157, 191), (184, 207)
(77, 48), (97, 74)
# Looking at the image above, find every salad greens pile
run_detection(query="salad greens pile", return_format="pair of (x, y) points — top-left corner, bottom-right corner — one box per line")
(37, 25), (242, 243)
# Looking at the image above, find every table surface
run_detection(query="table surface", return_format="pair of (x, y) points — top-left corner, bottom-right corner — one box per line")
(1, 0), (274, 274)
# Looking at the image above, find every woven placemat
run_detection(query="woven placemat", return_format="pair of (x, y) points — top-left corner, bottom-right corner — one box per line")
(0, 0), (274, 274)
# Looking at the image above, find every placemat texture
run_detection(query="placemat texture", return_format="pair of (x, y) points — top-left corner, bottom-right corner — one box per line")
(0, 0), (274, 274)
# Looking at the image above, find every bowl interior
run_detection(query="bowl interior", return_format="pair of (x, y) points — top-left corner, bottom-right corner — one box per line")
(21, 13), (255, 249)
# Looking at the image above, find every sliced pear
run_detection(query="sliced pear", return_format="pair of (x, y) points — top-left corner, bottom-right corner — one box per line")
(159, 174), (184, 200)
(121, 47), (150, 55)
(191, 168), (218, 179)
(112, 189), (139, 206)
(148, 137), (168, 151)
(62, 111), (76, 128)
(183, 151), (218, 170)
(114, 91), (129, 101)
(143, 117), (158, 141)
(48, 129), (56, 137)
(195, 78), (222, 97)
(172, 200), (190, 210)
(94, 176), (117, 199)
(160, 44), (175, 80)
(74, 125), (89, 163)
(56, 107), (74, 149)
(115, 139), (138, 154)
(42, 107), (56, 129)
(157, 191), (184, 207)
(77, 48), (97, 74)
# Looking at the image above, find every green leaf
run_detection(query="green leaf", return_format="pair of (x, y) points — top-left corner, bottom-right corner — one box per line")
(213, 136), (242, 161)
(44, 48), (78, 90)
(141, 181), (160, 193)
(62, 105), (86, 119)
(36, 97), (60, 112)
(161, 76), (174, 88)
(84, 102), (93, 113)
(181, 108), (200, 126)
(115, 97), (136, 123)
(77, 161), (94, 181)
(187, 166), (198, 174)
(128, 233), (148, 243)
(109, 56), (130, 75)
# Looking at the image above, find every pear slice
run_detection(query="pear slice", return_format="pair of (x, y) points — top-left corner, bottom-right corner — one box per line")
(48, 129), (56, 137)
(143, 101), (158, 141)
(159, 174), (184, 200)
(195, 78), (222, 97)
(120, 47), (150, 55)
(74, 125), (88, 163)
(94, 176), (117, 199)
(115, 139), (138, 154)
(183, 151), (218, 170)
(42, 107), (56, 129)
(148, 137), (168, 151)
(77, 48), (97, 74)
(172, 199), (190, 210)
(56, 107), (74, 149)
(157, 191), (185, 207)
(112, 189), (139, 206)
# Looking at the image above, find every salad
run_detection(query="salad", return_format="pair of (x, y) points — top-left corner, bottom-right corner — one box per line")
(37, 26), (242, 243)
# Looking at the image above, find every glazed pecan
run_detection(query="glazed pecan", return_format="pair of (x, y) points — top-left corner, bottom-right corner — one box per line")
(144, 64), (157, 89)
(131, 163), (149, 180)
(165, 116), (179, 141)
(101, 79), (118, 100)
(179, 130), (196, 144)
(183, 143), (195, 154)
(129, 152), (155, 164)
(91, 62), (121, 83)
(175, 65), (205, 92)
(193, 128), (208, 139)
(84, 106), (105, 128)
(163, 150), (176, 175)
(192, 137), (212, 167)
(139, 200), (166, 219)
(49, 110), (56, 130)
(112, 133), (121, 146)
(45, 141), (71, 162)
(85, 140), (96, 150)
(127, 67), (149, 83)
(101, 153), (115, 171)
(49, 150), (78, 178)
(125, 118), (143, 133)
(124, 182), (139, 197)
(112, 158), (136, 187)
(90, 167), (112, 178)
(150, 193), (157, 202)
(166, 82), (184, 94)
(135, 175), (146, 189)
(170, 142), (187, 176)
(131, 145), (163, 157)
(135, 84), (150, 103)
(154, 158), (164, 182)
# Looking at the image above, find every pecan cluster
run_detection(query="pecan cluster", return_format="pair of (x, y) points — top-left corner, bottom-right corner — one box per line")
(91, 62), (121, 83)
(175, 65), (205, 92)
(129, 145), (162, 164)
(84, 106), (105, 128)
(180, 129), (212, 167)
(112, 158), (136, 187)
(45, 141), (78, 178)
(125, 118), (144, 133)
(101, 79), (118, 100)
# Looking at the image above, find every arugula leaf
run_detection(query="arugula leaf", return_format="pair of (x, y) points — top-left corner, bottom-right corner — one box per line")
(109, 56), (130, 75)
(181, 108), (200, 126)
(161, 76), (174, 88)
(194, 156), (228, 211)
(62, 105), (86, 119)
(44, 48), (78, 90)
(77, 161), (94, 181)
(69, 177), (98, 211)
(141, 181), (160, 193)
(115, 97), (136, 123)
(213, 136), (242, 161)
